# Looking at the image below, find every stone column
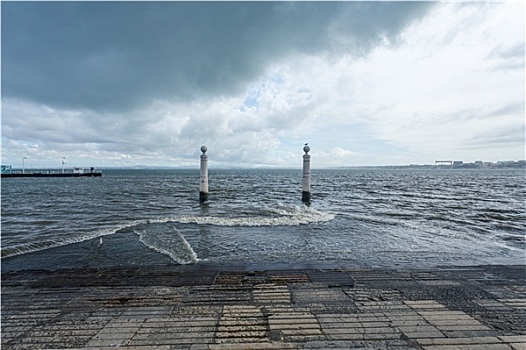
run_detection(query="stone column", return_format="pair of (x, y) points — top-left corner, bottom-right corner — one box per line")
(199, 146), (209, 203)
(302, 145), (311, 203)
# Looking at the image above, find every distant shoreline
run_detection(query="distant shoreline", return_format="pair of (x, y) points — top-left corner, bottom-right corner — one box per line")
(4, 162), (525, 172)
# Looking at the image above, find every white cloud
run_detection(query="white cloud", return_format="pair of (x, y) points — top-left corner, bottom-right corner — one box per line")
(330, 147), (355, 158)
(351, 3), (524, 160)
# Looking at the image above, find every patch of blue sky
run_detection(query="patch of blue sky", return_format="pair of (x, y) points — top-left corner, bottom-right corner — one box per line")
(241, 70), (287, 111)
(243, 95), (259, 109)
(240, 85), (260, 111)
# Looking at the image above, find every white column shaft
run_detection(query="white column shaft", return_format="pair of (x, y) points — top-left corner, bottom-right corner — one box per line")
(200, 154), (208, 194)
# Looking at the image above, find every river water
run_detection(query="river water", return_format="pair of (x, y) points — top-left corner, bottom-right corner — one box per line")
(1, 168), (524, 271)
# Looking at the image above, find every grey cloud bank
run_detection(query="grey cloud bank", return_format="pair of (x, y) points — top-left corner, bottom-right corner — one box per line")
(2, 2), (430, 111)
(1, 2), (524, 168)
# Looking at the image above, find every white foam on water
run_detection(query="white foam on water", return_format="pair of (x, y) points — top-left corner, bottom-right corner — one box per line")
(136, 225), (198, 264)
(1, 204), (335, 259)
(173, 205), (335, 227)
(1, 221), (144, 259)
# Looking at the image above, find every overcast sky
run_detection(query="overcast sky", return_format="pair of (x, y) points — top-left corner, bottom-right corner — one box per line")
(2, 1), (524, 168)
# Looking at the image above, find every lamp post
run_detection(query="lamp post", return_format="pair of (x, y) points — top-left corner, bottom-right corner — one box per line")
(62, 157), (66, 174)
(22, 157), (27, 174)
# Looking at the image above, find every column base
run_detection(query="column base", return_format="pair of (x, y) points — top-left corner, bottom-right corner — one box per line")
(199, 192), (209, 203)
(301, 191), (311, 203)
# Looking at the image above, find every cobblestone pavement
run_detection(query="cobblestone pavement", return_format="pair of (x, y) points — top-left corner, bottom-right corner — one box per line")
(2, 265), (525, 349)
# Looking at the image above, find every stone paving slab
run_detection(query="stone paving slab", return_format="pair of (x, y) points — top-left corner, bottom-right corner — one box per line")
(2, 264), (525, 349)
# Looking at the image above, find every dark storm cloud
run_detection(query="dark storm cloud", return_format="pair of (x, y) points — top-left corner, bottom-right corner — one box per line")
(2, 1), (433, 111)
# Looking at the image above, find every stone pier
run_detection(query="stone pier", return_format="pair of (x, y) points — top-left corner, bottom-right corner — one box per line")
(2, 264), (525, 349)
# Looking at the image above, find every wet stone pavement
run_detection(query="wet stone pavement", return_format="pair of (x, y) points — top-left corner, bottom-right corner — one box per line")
(1, 264), (525, 350)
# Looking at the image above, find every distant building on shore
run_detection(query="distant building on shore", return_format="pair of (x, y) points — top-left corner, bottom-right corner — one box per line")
(433, 160), (525, 169)
(1, 165), (13, 174)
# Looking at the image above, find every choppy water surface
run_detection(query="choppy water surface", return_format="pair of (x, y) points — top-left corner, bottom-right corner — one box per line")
(1, 169), (524, 270)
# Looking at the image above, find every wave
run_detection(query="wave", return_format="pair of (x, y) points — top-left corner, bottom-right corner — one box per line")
(1, 221), (143, 259)
(136, 225), (198, 264)
(1, 204), (335, 259)
(173, 205), (335, 227)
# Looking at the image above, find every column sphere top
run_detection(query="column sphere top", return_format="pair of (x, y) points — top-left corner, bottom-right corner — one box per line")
(201, 145), (208, 153)
(303, 145), (310, 153)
